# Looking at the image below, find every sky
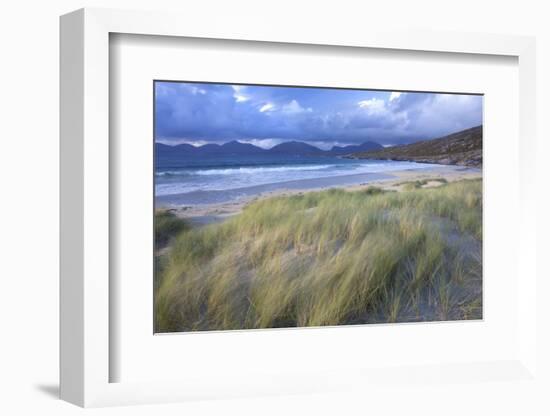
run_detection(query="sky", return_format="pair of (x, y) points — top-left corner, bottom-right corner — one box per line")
(155, 81), (483, 149)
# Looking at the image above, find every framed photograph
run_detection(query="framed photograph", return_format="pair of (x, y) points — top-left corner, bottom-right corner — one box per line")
(60, 8), (538, 408)
(153, 80), (484, 333)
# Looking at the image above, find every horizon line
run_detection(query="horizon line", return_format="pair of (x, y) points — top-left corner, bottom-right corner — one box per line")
(155, 124), (482, 150)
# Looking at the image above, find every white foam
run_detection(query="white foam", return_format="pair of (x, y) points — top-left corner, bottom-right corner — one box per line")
(155, 160), (435, 196)
(193, 164), (334, 175)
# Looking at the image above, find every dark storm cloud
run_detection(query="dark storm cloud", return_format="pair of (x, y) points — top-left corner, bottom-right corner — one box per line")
(155, 82), (482, 147)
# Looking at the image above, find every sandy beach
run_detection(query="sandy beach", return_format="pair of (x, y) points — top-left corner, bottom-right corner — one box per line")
(157, 165), (482, 228)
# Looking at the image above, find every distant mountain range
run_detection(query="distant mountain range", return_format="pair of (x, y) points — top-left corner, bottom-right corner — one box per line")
(346, 125), (482, 167)
(155, 139), (383, 157)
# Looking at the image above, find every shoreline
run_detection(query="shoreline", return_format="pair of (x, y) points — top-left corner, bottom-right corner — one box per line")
(343, 155), (482, 168)
(158, 165), (482, 227)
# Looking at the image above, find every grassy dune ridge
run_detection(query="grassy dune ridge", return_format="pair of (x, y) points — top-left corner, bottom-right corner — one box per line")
(155, 179), (482, 332)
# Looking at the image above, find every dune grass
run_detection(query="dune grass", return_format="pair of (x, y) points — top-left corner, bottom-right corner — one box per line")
(397, 177), (448, 191)
(155, 178), (482, 332)
(155, 210), (189, 248)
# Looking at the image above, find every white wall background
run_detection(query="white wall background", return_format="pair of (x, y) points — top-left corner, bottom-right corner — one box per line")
(0, 0), (548, 415)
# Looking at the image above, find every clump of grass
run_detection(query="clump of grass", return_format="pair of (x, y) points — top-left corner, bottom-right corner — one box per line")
(363, 186), (385, 196)
(399, 177), (448, 191)
(155, 210), (189, 248)
(155, 179), (482, 332)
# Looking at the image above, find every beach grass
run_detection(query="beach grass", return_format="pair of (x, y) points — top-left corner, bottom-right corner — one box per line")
(155, 178), (482, 332)
(397, 177), (448, 191)
(155, 210), (189, 248)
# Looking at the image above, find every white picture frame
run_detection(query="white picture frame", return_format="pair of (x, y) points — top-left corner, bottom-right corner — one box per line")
(60, 7), (538, 408)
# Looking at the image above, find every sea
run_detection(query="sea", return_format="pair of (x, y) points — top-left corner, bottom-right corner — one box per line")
(155, 154), (440, 206)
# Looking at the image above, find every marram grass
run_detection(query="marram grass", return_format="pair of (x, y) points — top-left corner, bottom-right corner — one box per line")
(155, 179), (482, 332)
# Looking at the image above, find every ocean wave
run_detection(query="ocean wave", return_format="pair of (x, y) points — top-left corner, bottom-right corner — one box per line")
(154, 161), (439, 196)
(156, 164), (336, 177)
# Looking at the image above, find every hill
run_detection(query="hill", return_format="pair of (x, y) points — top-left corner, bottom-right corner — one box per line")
(330, 141), (383, 155)
(269, 141), (323, 155)
(220, 140), (266, 154)
(347, 125), (482, 167)
(156, 139), (384, 157)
